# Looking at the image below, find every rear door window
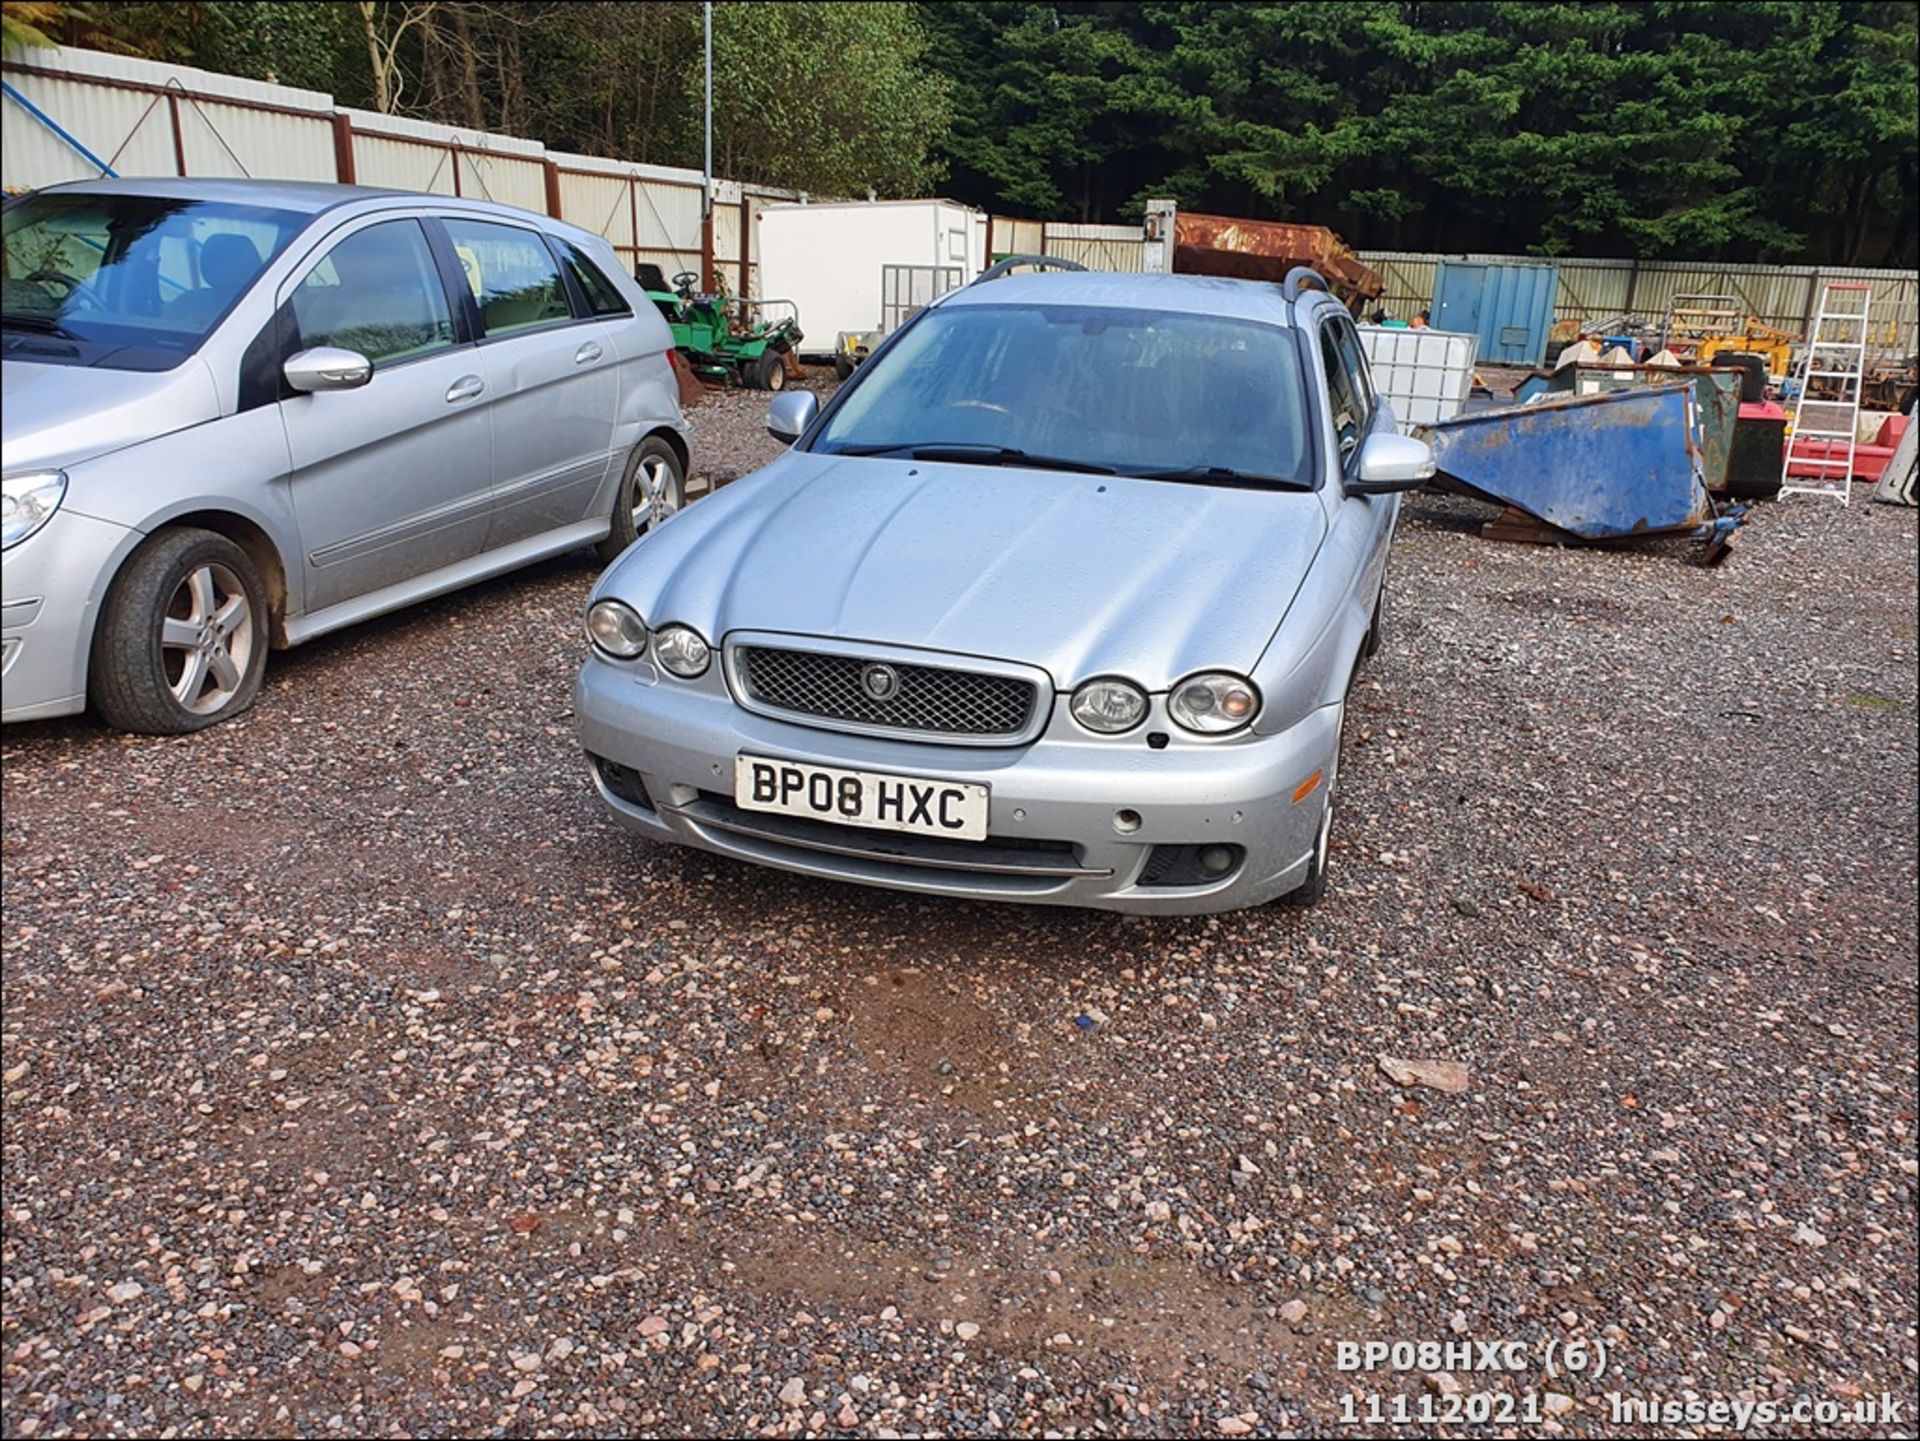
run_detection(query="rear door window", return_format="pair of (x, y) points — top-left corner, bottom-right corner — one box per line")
(442, 219), (574, 336)
(554, 240), (632, 317)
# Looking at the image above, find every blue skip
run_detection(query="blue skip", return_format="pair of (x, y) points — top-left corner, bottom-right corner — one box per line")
(1420, 386), (1741, 556)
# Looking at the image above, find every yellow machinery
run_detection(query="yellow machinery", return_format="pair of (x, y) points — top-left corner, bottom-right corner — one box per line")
(1698, 319), (1795, 378)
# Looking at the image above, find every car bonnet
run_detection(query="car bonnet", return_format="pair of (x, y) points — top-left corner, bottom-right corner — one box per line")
(600, 451), (1328, 688)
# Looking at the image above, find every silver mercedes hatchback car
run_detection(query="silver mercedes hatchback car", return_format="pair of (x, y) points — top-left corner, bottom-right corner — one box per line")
(574, 263), (1432, 914)
(2, 178), (687, 732)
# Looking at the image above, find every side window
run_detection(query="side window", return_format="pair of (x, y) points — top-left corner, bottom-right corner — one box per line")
(1320, 322), (1362, 461)
(1334, 320), (1376, 425)
(442, 219), (573, 336)
(290, 219), (454, 366)
(555, 240), (632, 317)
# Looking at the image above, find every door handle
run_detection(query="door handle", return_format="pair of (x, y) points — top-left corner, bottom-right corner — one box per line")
(446, 375), (485, 403)
(575, 341), (604, 365)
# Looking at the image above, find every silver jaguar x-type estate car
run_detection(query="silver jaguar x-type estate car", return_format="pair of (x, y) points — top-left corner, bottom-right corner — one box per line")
(573, 263), (1433, 914)
(2, 178), (687, 733)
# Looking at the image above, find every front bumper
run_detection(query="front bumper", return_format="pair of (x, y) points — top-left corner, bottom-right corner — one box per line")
(1, 510), (135, 724)
(573, 657), (1341, 915)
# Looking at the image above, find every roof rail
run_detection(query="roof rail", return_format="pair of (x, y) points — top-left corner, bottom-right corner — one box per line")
(973, 253), (1089, 285)
(1282, 266), (1330, 301)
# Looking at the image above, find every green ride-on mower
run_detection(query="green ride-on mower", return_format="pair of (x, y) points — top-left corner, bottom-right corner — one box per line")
(639, 265), (802, 391)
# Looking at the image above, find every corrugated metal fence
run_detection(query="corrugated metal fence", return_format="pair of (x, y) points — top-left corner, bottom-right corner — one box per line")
(1, 44), (798, 296)
(985, 217), (1143, 272)
(1037, 222), (1145, 273)
(1363, 251), (1917, 360)
(990, 219), (1915, 359)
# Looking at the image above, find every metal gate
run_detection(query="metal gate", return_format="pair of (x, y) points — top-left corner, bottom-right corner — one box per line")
(881, 264), (964, 332)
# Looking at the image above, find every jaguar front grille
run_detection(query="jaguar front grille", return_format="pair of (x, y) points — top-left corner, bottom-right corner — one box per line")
(733, 644), (1039, 740)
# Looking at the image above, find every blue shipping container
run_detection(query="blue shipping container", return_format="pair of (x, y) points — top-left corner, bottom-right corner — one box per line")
(1430, 261), (1559, 367)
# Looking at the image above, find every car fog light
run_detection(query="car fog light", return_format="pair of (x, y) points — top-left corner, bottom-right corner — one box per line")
(1071, 677), (1148, 734)
(1169, 672), (1260, 734)
(586, 599), (648, 658)
(653, 624), (711, 678)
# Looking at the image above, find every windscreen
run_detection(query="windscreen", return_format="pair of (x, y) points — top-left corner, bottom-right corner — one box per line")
(2, 192), (305, 371)
(813, 302), (1311, 484)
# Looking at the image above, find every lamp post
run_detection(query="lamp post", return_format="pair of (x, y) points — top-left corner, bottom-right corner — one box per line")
(700, 1), (715, 293)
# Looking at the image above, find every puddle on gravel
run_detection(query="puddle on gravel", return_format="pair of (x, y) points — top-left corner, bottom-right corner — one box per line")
(840, 966), (1040, 1117)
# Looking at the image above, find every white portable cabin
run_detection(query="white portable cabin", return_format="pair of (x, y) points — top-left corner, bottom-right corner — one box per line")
(756, 199), (988, 359)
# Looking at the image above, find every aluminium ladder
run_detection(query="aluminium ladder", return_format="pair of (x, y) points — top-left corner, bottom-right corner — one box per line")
(1781, 281), (1873, 504)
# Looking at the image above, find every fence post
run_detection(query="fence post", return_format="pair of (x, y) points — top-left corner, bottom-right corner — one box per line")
(628, 176), (641, 275)
(166, 91), (186, 175)
(738, 193), (752, 298)
(543, 158), (562, 218)
(331, 112), (356, 183)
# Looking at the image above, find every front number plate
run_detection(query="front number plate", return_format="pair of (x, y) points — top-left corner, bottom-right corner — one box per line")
(734, 755), (989, 842)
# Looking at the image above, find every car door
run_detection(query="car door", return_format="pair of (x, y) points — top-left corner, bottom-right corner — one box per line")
(439, 217), (620, 551)
(1321, 313), (1395, 601)
(278, 215), (492, 614)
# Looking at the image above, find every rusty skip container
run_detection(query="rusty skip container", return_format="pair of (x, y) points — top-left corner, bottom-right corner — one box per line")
(1165, 210), (1384, 306)
(1420, 386), (1716, 539)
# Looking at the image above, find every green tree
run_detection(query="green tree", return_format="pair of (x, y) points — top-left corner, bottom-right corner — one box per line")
(923, 0), (1918, 264)
(701, 1), (951, 196)
(3, 2), (64, 50)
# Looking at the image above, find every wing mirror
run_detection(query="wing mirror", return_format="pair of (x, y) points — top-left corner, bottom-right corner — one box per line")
(1349, 431), (1435, 494)
(766, 389), (818, 444)
(284, 346), (373, 393)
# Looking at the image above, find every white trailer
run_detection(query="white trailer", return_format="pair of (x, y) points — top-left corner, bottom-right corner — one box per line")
(756, 199), (988, 368)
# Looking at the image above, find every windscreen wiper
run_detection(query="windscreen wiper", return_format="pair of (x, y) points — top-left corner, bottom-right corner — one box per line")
(1, 313), (81, 341)
(832, 442), (1119, 476)
(1125, 463), (1312, 491)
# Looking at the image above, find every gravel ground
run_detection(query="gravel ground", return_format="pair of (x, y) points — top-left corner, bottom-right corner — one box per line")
(3, 411), (1916, 1437)
(685, 369), (841, 494)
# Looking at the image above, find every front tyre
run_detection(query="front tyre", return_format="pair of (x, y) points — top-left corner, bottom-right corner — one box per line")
(91, 528), (268, 734)
(595, 435), (686, 564)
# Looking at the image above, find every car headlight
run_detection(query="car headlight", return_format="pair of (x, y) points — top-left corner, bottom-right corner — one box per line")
(653, 624), (710, 678)
(585, 599), (648, 658)
(1169, 672), (1261, 734)
(1, 471), (67, 549)
(1070, 676), (1148, 734)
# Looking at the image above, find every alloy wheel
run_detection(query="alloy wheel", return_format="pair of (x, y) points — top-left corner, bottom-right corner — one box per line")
(160, 561), (255, 716)
(632, 454), (680, 532)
